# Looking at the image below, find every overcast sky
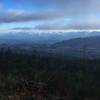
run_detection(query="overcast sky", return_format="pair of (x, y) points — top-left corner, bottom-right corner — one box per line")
(0, 0), (100, 30)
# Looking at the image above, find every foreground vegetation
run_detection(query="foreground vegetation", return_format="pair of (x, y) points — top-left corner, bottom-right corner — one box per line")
(0, 50), (100, 100)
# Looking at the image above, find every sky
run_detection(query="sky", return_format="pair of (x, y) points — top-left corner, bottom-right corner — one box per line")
(0, 0), (100, 31)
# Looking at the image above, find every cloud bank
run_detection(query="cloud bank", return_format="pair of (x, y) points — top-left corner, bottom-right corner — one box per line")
(0, 0), (100, 30)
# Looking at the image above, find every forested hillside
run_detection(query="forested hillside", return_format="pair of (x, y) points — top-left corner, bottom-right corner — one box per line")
(0, 50), (100, 100)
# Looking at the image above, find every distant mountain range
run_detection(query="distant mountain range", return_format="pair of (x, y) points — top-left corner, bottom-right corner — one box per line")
(0, 31), (100, 45)
(0, 32), (100, 59)
(52, 36), (100, 49)
(49, 36), (100, 59)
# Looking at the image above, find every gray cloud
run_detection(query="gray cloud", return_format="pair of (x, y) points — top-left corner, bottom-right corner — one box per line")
(0, 0), (100, 30)
(35, 23), (100, 30)
(0, 10), (66, 23)
(35, 16), (100, 30)
(67, 22), (100, 30)
(12, 0), (100, 14)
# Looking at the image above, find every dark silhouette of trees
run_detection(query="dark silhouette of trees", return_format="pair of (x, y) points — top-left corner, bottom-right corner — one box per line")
(0, 50), (99, 100)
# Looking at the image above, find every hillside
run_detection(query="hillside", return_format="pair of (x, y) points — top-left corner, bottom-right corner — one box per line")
(0, 51), (100, 100)
(53, 36), (100, 49)
(0, 35), (100, 59)
(48, 36), (100, 59)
